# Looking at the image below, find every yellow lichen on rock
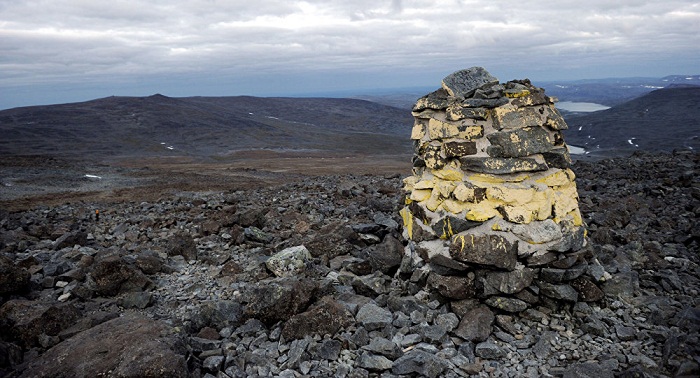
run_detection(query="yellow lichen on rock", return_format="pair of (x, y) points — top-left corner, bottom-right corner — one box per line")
(432, 166), (464, 181)
(466, 200), (502, 222)
(442, 199), (469, 214)
(411, 123), (426, 140)
(414, 179), (435, 190)
(499, 205), (535, 224)
(425, 190), (445, 212)
(486, 185), (536, 205)
(437, 181), (457, 198)
(535, 169), (575, 187)
(399, 207), (413, 239)
(410, 189), (432, 202)
(553, 184), (580, 219)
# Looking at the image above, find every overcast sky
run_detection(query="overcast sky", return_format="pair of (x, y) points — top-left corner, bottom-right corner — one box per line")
(1, 0), (698, 109)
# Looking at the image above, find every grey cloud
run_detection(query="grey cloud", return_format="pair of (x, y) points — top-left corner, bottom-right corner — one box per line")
(0, 0), (698, 108)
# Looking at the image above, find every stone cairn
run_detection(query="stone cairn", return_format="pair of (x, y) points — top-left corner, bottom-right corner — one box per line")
(399, 67), (605, 315)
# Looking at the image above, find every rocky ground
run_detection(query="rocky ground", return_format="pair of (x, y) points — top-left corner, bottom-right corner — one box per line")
(0, 150), (698, 377)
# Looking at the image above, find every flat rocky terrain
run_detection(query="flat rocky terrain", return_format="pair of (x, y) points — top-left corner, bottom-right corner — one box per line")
(0, 150), (698, 377)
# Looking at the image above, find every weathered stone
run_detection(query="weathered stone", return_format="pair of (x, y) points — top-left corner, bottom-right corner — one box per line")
(0, 256), (30, 295)
(542, 147), (572, 169)
(450, 234), (518, 270)
(474, 341), (505, 359)
(443, 141), (477, 158)
(166, 232), (198, 261)
(570, 277), (604, 302)
(118, 292), (153, 309)
(446, 106), (489, 121)
(486, 127), (554, 158)
(423, 145), (447, 170)
(562, 362), (614, 378)
(315, 339), (342, 360)
(366, 235), (404, 274)
(511, 90), (550, 107)
(88, 254), (152, 296)
(512, 219), (563, 244)
(431, 216), (480, 239)
(392, 349), (448, 378)
(602, 271), (639, 298)
(282, 296), (354, 340)
(413, 88), (450, 111)
(19, 313), (189, 378)
(356, 303), (393, 331)
(243, 277), (317, 325)
(244, 226), (272, 243)
(0, 300), (80, 348)
(492, 106), (545, 130)
(459, 157), (548, 174)
(462, 97), (509, 108)
(426, 272), (475, 300)
(482, 268), (535, 294)
(362, 337), (403, 360)
(453, 182), (487, 203)
(266, 245), (311, 277)
(545, 107), (568, 130)
(497, 205), (535, 224)
(454, 306), (494, 342)
(428, 118), (483, 140)
(358, 352), (393, 371)
(537, 281), (578, 302)
(485, 296), (528, 312)
(441, 67), (499, 98)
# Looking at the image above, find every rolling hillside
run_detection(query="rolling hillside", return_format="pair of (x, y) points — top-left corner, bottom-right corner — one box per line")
(0, 95), (414, 159)
(563, 86), (700, 153)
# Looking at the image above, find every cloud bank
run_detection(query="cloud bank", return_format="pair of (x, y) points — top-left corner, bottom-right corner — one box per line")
(1, 0), (698, 108)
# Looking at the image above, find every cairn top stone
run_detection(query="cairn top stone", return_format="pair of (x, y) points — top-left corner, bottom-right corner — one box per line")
(441, 67), (499, 98)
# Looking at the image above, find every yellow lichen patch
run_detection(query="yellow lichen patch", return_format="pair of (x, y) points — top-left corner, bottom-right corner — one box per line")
(425, 191), (445, 212)
(491, 219), (506, 231)
(486, 185), (536, 205)
(469, 173), (530, 184)
(466, 200), (502, 222)
(553, 184), (579, 218)
(453, 183), (477, 202)
(399, 207), (413, 239)
(458, 124), (484, 139)
(535, 169), (572, 187)
(410, 189), (432, 202)
(442, 199), (469, 214)
(428, 118), (460, 139)
(499, 205), (534, 224)
(505, 90), (531, 98)
(414, 179), (435, 190)
(411, 123), (426, 140)
(568, 208), (583, 226)
(437, 181), (457, 198)
(432, 167), (463, 181)
(527, 188), (554, 220)
(404, 197), (413, 205)
(403, 176), (418, 191)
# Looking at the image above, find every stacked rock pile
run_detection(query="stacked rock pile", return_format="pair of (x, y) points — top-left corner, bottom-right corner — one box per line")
(400, 67), (605, 314)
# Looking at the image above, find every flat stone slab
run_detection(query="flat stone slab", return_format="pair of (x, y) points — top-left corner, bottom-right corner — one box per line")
(442, 67), (499, 98)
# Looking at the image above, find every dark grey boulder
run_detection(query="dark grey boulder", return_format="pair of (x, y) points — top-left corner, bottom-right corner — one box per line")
(0, 300), (80, 348)
(441, 67), (499, 98)
(19, 313), (189, 378)
(281, 296), (354, 340)
(454, 305), (494, 342)
(243, 277), (317, 325)
(0, 256), (30, 295)
(391, 349), (448, 378)
(449, 234), (518, 270)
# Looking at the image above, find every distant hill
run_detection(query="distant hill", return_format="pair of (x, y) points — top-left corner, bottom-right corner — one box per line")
(563, 86), (700, 153)
(542, 75), (700, 107)
(0, 95), (414, 159)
